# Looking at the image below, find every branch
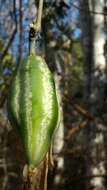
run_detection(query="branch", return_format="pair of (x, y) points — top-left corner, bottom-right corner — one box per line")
(16, 0), (23, 71)
(0, 0), (17, 63)
(30, 0), (44, 34)
(36, 0), (44, 32)
(72, 102), (95, 121)
(64, 95), (95, 121)
(0, 29), (17, 63)
(65, 120), (87, 140)
(29, 0), (44, 53)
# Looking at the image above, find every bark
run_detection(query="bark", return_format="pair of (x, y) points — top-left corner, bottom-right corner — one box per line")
(80, 0), (106, 189)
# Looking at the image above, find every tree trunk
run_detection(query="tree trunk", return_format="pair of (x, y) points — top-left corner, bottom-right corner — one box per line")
(80, 0), (106, 189)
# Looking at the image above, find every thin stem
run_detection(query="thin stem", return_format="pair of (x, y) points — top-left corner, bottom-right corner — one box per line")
(36, 0), (44, 32)
(29, 0), (44, 54)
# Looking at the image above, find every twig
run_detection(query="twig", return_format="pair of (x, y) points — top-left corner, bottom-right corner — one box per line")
(16, 0), (23, 71)
(65, 120), (87, 140)
(0, 0), (23, 108)
(64, 95), (95, 121)
(72, 103), (95, 121)
(0, 28), (17, 63)
(36, 0), (44, 32)
(30, 0), (44, 35)
(29, 0), (44, 54)
(0, 0), (17, 63)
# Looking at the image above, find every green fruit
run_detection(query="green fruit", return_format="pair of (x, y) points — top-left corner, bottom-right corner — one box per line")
(7, 54), (59, 168)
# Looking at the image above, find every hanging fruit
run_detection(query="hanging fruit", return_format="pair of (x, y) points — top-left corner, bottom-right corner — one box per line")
(7, 53), (59, 169)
